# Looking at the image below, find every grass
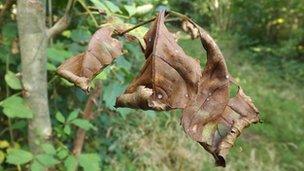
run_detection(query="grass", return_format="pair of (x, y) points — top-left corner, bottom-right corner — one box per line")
(90, 35), (304, 171)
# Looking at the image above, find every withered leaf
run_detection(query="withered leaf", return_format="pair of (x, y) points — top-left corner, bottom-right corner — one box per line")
(182, 20), (199, 39)
(57, 26), (123, 91)
(116, 10), (201, 110)
(181, 24), (260, 167)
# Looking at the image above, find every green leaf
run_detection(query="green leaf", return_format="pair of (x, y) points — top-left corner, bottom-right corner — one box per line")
(64, 125), (71, 135)
(36, 154), (60, 167)
(11, 120), (27, 130)
(103, 82), (126, 109)
(72, 119), (95, 131)
(89, 0), (110, 14)
(104, 1), (121, 13)
(42, 143), (56, 155)
(56, 147), (69, 160)
(6, 149), (33, 165)
(94, 67), (111, 80)
(47, 47), (73, 64)
(0, 151), (5, 164)
(5, 71), (22, 90)
(144, 110), (156, 119)
(124, 5), (136, 16)
(47, 63), (57, 71)
(31, 160), (45, 171)
(135, 4), (153, 15)
(2, 22), (17, 43)
(67, 110), (79, 122)
(55, 112), (65, 123)
(70, 28), (91, 43)
(0, 96), (33, 118)
(79, 153), (100, 171)
(116, 56), (131, 70)
(64, 155), (78, 171)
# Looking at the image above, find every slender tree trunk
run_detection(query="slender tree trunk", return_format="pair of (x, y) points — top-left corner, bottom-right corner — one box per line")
(17, 0), (52, 153)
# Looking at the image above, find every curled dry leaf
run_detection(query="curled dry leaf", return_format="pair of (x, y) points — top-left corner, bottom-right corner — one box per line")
(182, 20), (199, 39)
(55, 10), (260, 167)
(116, 10), (201, 110)
(57, 26), (123, 91)
(181, 24), (260, 167)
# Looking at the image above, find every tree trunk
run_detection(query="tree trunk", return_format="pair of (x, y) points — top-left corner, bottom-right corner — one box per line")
(17, 0), (52, 153)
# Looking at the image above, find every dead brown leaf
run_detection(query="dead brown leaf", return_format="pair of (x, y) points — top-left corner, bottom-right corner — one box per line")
(116, 10), (201, 110)
(57, 26), (123, 91)
(181, 24), (260, 167)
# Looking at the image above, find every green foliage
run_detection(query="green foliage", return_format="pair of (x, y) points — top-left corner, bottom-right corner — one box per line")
(64, 155), (78, 171)
(55, 111), (66, 123)
(0, 96), (33, 118)
(79, 153), (101, 171)
(30, 160), (45, 171)
(6, 149), (33, 165)
(42, 143), (57, 155)
(35, 154), (60, 167)
(71, 119), (95, 131)
(4, 71), (21, 90)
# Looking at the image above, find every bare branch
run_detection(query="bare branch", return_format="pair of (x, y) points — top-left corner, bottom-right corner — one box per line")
(72, 81), (102, 155)
(46, 0), (75, 39)
(0, 0), (16, 26)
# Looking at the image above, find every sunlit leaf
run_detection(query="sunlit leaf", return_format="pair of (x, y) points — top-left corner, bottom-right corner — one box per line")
(0, 141), (9, 149)
(79, 153), (100, 171)
(89, 0), (110, 14)
(42, 143), (56, 155)
(36, 154), (60, 167)
(31, 160), (45, 171)
(55, 111), (65, 123)
(124, 5), (136, 16)
(104, 1), (121, 13)
(136, 4), (153, 15)
(64, 125), (71, 135)
(47, 63), (57, 71)
(57, 147), (69, 160)
(67, 110), (79, 122)
(0, 96), (33, 118)
(6, 149), (33, 165)
(64, 155), (78, 171)
(0, 151), (5, 164)
(5, 71), (22, 90)
(72, 119), (95, 131)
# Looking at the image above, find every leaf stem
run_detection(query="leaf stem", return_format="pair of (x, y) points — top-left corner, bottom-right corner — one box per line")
(5, 55), (14, 144)
(77, 0), (99, 27)
(117, 17), (156, 35)
(168, 10), (200, 28)
(117, 10), (197, 36)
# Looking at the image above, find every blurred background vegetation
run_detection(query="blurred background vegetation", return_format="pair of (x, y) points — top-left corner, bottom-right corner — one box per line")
(0, 0), (303, 170)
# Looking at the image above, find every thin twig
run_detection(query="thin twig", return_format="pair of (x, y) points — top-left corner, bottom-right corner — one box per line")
(47, 0), (76, 39)
(77, 0), (99, 27)
(5, 54), (14, 144)
(115, 13), (180, 36)
(48, 0), (53, 44)
(72, 81), (102, 155)
(116, 17), (156, 36)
